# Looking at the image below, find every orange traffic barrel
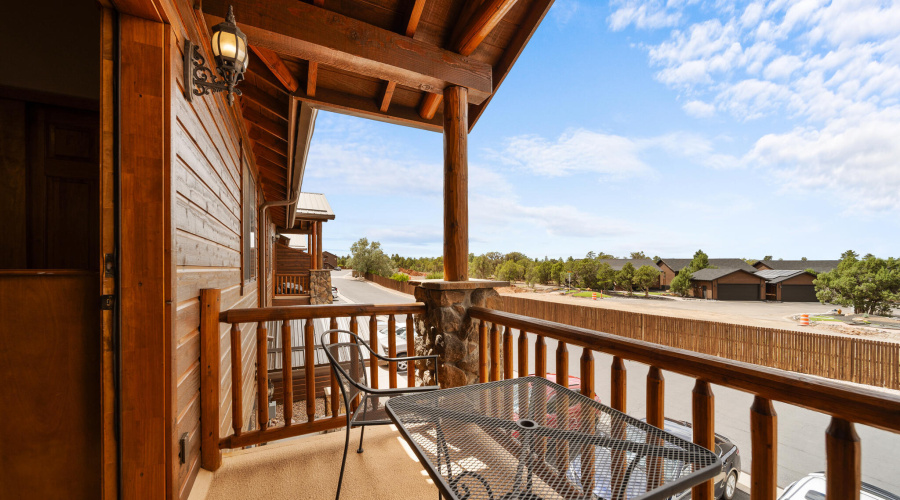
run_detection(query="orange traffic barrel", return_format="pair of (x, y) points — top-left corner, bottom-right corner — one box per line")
(592, 292), (597, 300)
(800, 314), (809, 326)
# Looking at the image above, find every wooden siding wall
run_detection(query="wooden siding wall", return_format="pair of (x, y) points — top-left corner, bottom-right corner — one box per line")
(171, 31), (259, 500)
(274, 242), (312, 274)
(498, 296), (900, 390)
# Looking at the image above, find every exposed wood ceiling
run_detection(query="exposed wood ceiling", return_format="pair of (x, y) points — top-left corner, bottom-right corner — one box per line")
(201, 0), (555, 214)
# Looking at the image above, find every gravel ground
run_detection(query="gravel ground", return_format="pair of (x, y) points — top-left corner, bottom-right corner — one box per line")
(267, 397), (334, 427)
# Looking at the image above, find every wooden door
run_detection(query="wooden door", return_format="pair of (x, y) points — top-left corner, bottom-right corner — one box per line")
(0, 271), (101, 498)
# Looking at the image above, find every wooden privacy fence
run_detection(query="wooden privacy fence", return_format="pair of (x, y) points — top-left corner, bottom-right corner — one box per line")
(363, 272), (417, 295)
(498, 295), (900, 389)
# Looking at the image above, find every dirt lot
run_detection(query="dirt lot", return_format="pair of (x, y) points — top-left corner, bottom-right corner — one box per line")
(500, 288), (900, 343)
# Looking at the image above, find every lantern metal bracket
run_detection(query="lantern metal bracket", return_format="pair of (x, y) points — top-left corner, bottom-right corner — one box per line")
(183, 40), (243, 104)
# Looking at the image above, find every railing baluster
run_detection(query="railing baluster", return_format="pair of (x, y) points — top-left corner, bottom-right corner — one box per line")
(580, 347), (596, 496)
(750, 396), (777, 500)
(369, 314), (379, 389)
(611, 356), (626, 411)
(329, 317), (339, 417)
(230, 323), (243, 437)
(304, 318), (316, 423)
(692, 380), (715, 500)
(479, 320), (488, 383)
(282, 320), (293, 425)
(610, 356), (627, 497)
(826, 417), (861, 499)
(490, 323), (501, 382)
(517, 329), (528, 378)
(503, 325), (513, 380)
(646, 366), (665, 490)
(349, 315), (360, 411)
(257, 321), (268, 431)
(555, 350), (570, 379)
(535, 335), (546, 378)
(388, 314), (397, 388)
(406, 315), (416, 388)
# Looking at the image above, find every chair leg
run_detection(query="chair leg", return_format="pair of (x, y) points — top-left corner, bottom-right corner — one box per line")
(357, 426), (366, 454)
(336, 423), (351, 500)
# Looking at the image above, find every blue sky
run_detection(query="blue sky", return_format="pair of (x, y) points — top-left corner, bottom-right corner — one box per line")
(299, 0), (900, 261)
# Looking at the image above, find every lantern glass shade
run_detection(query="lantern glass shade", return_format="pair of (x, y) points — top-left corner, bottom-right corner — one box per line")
(211, 19), (248, 73)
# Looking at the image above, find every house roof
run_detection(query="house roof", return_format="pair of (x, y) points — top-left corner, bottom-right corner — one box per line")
(754, 269), (816, 284)
(691, 268), (758, 281)
(755, 260), (839, 273)
(598, 259), (660, 271)
(658, 258), (757, 273)
(295, 192), (335, 220)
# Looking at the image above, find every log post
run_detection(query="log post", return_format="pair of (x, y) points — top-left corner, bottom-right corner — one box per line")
(692, 380), (715, 500)
(199, 289), (222, 471)
(750, 396), (778, 500)
(826, 417), (861, 500)
(316, 221), (324, 269)
(442, 85), (468, 281)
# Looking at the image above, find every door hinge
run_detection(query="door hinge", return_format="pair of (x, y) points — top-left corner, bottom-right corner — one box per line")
(179, 433), (188, 464)
(100, 295), (115, 310)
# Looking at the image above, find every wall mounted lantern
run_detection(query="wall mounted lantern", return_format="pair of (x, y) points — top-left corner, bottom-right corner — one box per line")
(184, 5), (249, 105)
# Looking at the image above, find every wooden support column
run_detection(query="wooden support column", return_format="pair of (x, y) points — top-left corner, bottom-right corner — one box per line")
(316, 221), (324, 269)
(309, 222), (318, 269)
(199, 289), (222, 471)
(750, 396), (778, 500)
(692, 380), (716, 500)
(826, 417), (861, 500)
(442, 86), (468, 281)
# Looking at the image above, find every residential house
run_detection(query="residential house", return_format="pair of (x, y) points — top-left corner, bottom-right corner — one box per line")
(756, 270), (819, 302)
(657, 258), (757, 289)
(753, 260), (840, 273)
(689, 268), (767, 301)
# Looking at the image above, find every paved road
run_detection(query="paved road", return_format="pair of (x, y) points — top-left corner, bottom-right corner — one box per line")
(329, 271), (900, 496)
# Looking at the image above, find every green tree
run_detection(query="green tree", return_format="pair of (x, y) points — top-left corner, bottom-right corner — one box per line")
(615, 262), (636, 296)
(596, 262), (616, 291)
(634, 265), (661, 297)
(574, 258), (600, 289)
(630, 251), (648, 259)
(470, 255), (494, 279)
(349, 238), (393, 276)
(763, 255), (773, 261)
(689, 249), (711, 271)
(533, 260), (552, 285)
(814, 254), (900, 315)
(670, 268), (693, 297)
(497, 260), (524, 283)
(551, 261), (565, 286)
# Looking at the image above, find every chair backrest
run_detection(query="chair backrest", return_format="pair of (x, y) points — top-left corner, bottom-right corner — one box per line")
(319, 329), (371, 412)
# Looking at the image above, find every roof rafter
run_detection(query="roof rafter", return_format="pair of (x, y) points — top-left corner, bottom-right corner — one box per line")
(249, 45), (299, 93)
(203, 0), (492, 102)
(381, 0), (429, 113)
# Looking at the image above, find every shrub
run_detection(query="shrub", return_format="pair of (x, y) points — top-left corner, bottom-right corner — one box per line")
(425, 271), (443, 279)
(390, 273), (410, 282)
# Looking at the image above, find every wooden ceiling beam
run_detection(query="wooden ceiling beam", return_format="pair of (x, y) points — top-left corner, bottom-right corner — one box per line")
(418, 93), (443, 120)
(240, 84), (289, 120)
(248, 124), (288, 159)
(240, 104), (289, 142)
(382, 0), (428, 113)
(294, 86), (441, 133)
(203, 0), (492, 102)
(469, 0), (554, 131)
(253, 143), (289, 168)
(451, 0), (519, 56)
(249, 46), (299, 93)
(306, 0), (324, 99)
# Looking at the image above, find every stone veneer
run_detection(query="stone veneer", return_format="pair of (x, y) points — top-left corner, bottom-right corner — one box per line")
(308, 269), (333, 305)
(413, 280), (507, 388)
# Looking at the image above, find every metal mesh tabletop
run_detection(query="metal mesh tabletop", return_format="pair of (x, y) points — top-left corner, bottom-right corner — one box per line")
(386, 377), (720, 500)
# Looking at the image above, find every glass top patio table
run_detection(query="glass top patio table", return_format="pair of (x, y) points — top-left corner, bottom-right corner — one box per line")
(385, 376), (720, 500)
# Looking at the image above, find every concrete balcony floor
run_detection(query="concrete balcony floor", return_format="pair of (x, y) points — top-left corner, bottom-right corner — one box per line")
(190, 425), (436, 500)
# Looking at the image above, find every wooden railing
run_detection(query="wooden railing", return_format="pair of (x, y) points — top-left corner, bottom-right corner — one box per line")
(274, 273), (310, 295)
(199, 289), (424, 470)
(469, 306), (900, 500)
(499, 295), (900, 389)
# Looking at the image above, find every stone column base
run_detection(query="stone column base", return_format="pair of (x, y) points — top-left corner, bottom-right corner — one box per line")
(309, 269), (333, 305)
(413, 280), (508, 388)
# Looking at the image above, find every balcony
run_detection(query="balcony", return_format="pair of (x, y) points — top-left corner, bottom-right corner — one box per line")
(193, 290), (900, 500)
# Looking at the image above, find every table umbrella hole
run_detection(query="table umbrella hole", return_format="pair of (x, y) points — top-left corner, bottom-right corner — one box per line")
(516, 419), (537, 429)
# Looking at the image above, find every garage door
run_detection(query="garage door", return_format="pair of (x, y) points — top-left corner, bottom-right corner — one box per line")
(717, 284), (759, 300)
(781, 285), (818, 302)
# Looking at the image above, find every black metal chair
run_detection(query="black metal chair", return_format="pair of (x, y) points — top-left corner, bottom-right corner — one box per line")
(319, 329), (441, 500)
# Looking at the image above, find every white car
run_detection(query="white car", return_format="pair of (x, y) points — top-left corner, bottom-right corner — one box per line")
(376, 325), (410, 372)
(779, 472), (899, 500)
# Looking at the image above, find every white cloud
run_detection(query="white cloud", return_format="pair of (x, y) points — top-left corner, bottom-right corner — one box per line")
(745, 107), (900, 212)
(683, 99), (717, 117)
(763, 54), (804, 80)
(472, 194), (634, 239)
(608, 0), (682, 31)
(498, 129), (652, 178)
